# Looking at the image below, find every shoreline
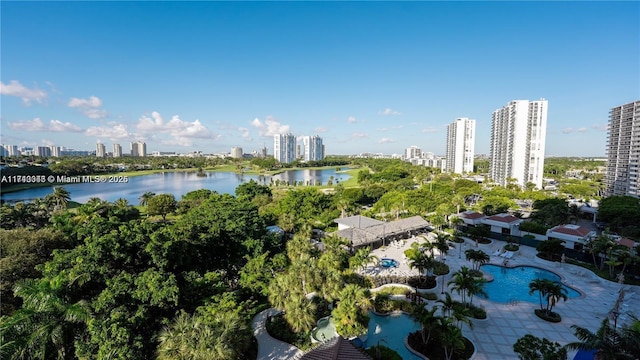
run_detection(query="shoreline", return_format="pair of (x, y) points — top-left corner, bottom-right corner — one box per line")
(0, 165), (361, 196)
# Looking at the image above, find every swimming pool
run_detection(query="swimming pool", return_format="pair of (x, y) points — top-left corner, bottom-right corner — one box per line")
(311, 316), (337, 342)
(480, 264), (581, 304)
(365, 312), (422, 360)
(381, 258), (399, 268)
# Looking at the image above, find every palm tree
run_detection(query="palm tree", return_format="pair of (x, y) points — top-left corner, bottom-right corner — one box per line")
(448, 266), (474, 304)
(349, 247), (379, 271)
(528, 279), (568, 316)
(439, 318), (466, 360)
(465, 249), (490, 271)
(528, 279), (548, 314)
(435, 233), (451, 262)
(410, 305), (439, 345)
(114, 198), (129, 209)
(332, 284), (372, 338)
(466, 276), (488, 306)
(48, 186), (71, 210)
(437, 292), (457, 318)
(1, 278), (90, 360)
(284, 293), (317, 333)
(157, 311), (251, 360)
(565, 319), (631, 360)
(138, 191), (156, 206)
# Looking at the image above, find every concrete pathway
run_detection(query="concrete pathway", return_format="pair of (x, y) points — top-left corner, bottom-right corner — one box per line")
(252, 308), (304, 360)
(366, 233), (640, 359)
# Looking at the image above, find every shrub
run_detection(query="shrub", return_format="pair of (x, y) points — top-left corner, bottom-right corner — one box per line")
(365, 344), (403, 360)
(534, 309), (562, 323)
(519, 221), (549, 235)
(504, 244), (520, 251)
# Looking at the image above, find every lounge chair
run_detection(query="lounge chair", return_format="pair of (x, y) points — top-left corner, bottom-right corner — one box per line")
(505, 251), (514, 259)
(492, 249), (501, 256)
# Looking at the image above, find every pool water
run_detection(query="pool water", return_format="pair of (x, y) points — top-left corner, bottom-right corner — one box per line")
(311, 317), (337, 342)
(364, 312), (422, 360)
(381, 258), (399, 268)
(480, 264), (581, 304)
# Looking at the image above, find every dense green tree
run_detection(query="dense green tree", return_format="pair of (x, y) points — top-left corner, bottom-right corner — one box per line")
(332, 284), (371, 338)
(465, 249), (489, 271)
(146, 193), (177, 222)
(0, 278), (91, 360)
(0, 228), (70, 315)
(530, 198), (570, 227)
(513, 334), (567, 360)
(46, 186), (71, 211)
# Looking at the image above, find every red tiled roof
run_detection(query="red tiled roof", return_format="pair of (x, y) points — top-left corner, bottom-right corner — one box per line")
(485, 214), (520, 223)
(550, 224), (592, 237)
(618, 238), (638, 249)
(300, 337), (372, 360)
(461, 211), (484, 219)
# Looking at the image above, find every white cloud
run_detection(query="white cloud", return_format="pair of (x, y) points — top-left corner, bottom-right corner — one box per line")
(85, 124), (130, 139)
(0, 80), (47, 105)
(49, 120), (83, 132)
(135, 111), (217, 146)
(347, 116), (357, 123)
(314, 127), (329, 133)
(68, 96), (107, 119)
(577, 127), (588, 133)
(251, 116), (290, 137)
(351, 132), (368, 139)
(592, 124), (608, 132)
(422, 127), (439, 133)
(41, 139), (55, 146)
(379, 108), (401, 116)
(378, 138), (395, 144)
(8, 118), (82, 132)
(376, 125), (404, 131)
(562, 128), (574, 134)
(238, 127), (251, 139)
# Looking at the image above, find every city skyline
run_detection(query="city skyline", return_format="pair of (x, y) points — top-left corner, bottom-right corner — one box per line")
(1, 2), (638, 157)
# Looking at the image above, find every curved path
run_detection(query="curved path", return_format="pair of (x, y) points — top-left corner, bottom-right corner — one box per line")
(252, 308), (304, 360)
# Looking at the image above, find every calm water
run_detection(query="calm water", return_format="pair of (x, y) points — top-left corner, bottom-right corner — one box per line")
(480, 264), (582, 304)
(0, 169), (350, 204)
(365, 312), (422, 360)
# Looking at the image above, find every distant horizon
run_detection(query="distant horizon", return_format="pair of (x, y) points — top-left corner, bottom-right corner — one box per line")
(1, 2), (638, 157)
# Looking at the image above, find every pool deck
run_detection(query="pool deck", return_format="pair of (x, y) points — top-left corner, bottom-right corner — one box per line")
(366, 234), (640, 359)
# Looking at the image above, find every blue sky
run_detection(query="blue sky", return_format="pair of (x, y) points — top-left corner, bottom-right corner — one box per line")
(1, 1), (638, 157)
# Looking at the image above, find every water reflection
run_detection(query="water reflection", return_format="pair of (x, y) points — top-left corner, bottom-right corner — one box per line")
(1, 169), (351, 204)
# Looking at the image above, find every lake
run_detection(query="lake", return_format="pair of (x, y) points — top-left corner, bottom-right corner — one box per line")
(0, 168), (351, 204)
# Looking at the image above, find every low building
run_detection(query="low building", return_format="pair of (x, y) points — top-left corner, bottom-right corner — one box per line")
(333, 215), (430, 249)
(482, 213), (523, 236)
(300, 336), (372, 360)
(459, 211), (485, 226)
(546, 224), (596, 250)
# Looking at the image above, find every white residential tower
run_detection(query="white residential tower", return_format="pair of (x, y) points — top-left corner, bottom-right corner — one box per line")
(605, 100), (640, 198)
(489, 99), (548, 189)
(446, 117), (476, 174)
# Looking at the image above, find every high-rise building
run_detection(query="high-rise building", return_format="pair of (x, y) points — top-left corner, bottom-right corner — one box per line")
(36, 146), (51, 157)
(303, 135), (324, 161)
(130, 141), (146, 157)
(605, 100), (640, 198)
(230, 147), (243, 159)
(49, 146), (61, 157)
(489, 99), (548, 189)
(113, 144), (122, 157)
(446, 118), (476, 174)
(3, 145), (19, 157)
(405, 146), (422, 160)
(96, 143), (106, 157)
(274, 133), (296, 164)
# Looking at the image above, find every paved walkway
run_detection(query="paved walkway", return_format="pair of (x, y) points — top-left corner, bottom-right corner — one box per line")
(437, 236), (639, 360)
(366, 234), (640, 359)
(252, 308), (303, 360)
